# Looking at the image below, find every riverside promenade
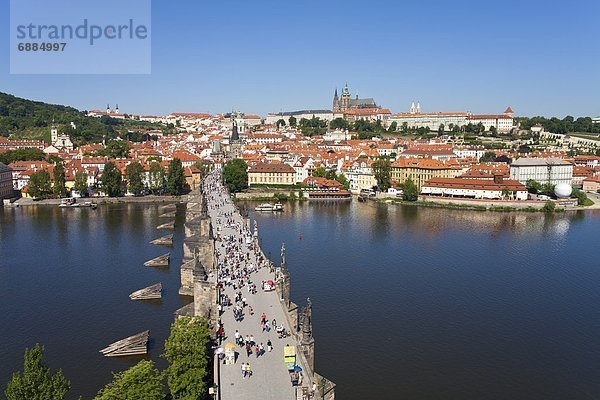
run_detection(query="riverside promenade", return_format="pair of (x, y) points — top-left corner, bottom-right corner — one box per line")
(203, 171), (317, 400)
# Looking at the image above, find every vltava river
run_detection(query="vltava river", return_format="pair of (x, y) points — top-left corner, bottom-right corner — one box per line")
(2, 201), (600, 399)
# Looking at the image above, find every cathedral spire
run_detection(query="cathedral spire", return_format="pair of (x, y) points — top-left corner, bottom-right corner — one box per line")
(231, 122), (239, 142)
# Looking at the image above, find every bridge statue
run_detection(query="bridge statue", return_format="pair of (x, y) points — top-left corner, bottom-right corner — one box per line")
(301, 297), (313, 341)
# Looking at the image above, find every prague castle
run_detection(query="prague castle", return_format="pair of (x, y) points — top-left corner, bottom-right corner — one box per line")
(332, 84), (378, 113)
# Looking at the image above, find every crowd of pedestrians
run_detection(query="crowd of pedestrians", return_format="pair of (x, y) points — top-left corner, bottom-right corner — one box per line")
(203, 171), (288, 383)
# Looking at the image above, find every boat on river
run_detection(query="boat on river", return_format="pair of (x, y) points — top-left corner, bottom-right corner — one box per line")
(255, 203), (284, 212)
(59, 198), (97, 209)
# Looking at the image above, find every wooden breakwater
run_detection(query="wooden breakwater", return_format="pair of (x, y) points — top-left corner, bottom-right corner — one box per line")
(129, 283), (162, 300)
(144, 253), (170, 267)
(100, 330), (149, 357)
(150, 234), (173, 246)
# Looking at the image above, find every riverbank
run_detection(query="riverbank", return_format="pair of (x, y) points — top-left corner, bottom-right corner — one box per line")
(376, 195), (599, 212)
(10, 195), (184, 207)
(376, 197), (547, 212)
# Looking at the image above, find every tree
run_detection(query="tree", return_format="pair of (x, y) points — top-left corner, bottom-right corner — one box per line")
(0, 148), (45, 165)
(101, 162), (122, 197)
(162, 316), (212, 400)
(276, 119), (286, 128)
(495, 155), (512, 164)
(371, 157), (391, 191)
(288, 116), (297, 127)
(99, 140), (131, 158)
(438, 124), (445, 135)
(312, 167), (326, 178)
(526, 179), (542, 194)
(94, 360), (163, 400)
(388, 121), (397, 132)
(193, 160), (211, 174)
(52, 161), (67, 198)
(149, 162), (165, 194)
(401, 122), (409, 133)
(572, 188), (589, 206)
(479, 151), (497, 163)
(540, 183), (555, 197)
(330, 118), (350, 130)
(167, 158), (185, 195)
(74, 170), (88, 196)
(336, 173), (350, 190)
(542, 200), (555, 213)
(518, 144), (531, 154)
(222, 159), (248, 192)
(299, 116), (328, 136)
(5, 344), (70, 400)
(125, 161), (145, 196)
(402, 177), (419, 201)
(28, 170), (52, 199)
(325, 169), (337, 180)
(501, 187), (512, 200)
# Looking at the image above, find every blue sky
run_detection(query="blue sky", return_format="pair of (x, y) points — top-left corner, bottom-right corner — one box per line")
(1, 0), (599, 117)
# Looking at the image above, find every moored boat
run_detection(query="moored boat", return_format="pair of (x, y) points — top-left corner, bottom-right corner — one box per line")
(59, 198), (97, 209)
(255, 203), (284, 212)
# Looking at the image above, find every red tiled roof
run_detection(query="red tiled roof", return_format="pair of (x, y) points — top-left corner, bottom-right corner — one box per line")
(249, 162), (295, 174)
(423, 177), (525, 191)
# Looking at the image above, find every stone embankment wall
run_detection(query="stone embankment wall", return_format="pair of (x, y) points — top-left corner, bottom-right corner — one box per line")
(235, 191), (299, 199)
(416, 196), (546, 209)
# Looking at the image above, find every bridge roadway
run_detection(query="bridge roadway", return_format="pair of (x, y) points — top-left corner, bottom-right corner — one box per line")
(204, 171), (307, 400)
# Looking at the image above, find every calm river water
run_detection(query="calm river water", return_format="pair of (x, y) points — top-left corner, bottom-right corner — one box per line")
(1, 201), (600, 400)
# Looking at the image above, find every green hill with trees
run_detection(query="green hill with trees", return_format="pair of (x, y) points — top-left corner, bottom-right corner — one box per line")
(0, 92), (165, 145)
(516, 116), (600, 135)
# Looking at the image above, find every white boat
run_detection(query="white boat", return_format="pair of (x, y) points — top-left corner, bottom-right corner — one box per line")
(59, 198), (97, 209)
(58, 198), (76, 208)
(255, 203), (283, 212)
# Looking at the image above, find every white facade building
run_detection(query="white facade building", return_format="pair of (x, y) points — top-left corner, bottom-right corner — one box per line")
(453, 146), (486, 159)
(421, 177), (528, 200)
(343, 160), (377, 194)
(387, 112), (469, 131)
(265, 110), (334, 125)
(291, 156), (315, 184)
(387, 104), (514, 133)
(468, 114), (514, 132)
(50, 125), (74, 151)
(509, 157), (573, 185)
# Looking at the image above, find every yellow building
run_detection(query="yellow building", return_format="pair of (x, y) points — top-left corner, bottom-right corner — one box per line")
(391, 158), (461, 189)
(248, 162), (296, 186)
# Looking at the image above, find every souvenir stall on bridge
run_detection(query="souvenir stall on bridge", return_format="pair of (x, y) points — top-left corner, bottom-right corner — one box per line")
(284, 345), (303, 386)
(262, 279), (275, 292)
(224, 343), (236, 365)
